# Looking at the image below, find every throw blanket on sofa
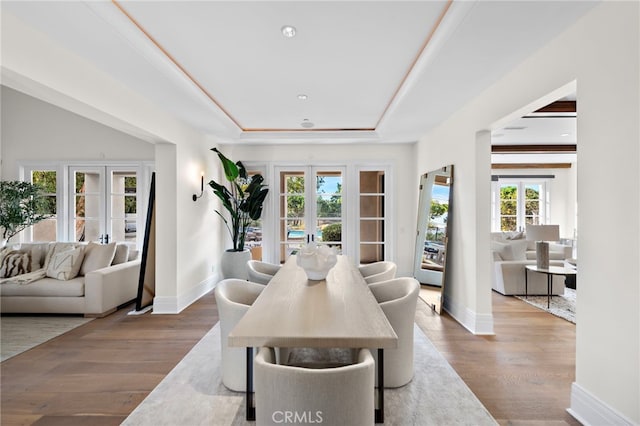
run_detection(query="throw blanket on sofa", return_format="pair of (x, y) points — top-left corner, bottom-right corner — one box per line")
(0, 269), (46, 285)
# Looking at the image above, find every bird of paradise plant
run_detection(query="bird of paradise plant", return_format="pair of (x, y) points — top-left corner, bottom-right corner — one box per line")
(208, 148), (269, 252)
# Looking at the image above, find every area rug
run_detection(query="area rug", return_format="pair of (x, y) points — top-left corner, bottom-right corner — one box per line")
(122, 323), (497, 426)
(515, 287), (576, 323)
(0, 315), (93, 362)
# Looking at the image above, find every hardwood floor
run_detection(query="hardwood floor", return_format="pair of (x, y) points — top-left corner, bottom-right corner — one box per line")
(1, 290), (580, 425)
(416, 290), (580, 426)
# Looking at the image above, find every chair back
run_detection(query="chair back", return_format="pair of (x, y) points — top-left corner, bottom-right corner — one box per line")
(368, 277), (419, 387)
(254, 347), (374, 426)
(247, 260), (281, 285)
(214, 278), (264, 391)
(358, 261), (397, 284)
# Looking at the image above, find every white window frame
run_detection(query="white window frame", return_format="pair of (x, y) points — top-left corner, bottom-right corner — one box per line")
(491, 178), (550, 232)
(19, 160), (154, 249)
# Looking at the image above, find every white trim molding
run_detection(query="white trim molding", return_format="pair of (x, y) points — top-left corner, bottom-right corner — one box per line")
(568, 382), (637, 426)
(152, 274), (219, 314)
(443, 298), (495, 335)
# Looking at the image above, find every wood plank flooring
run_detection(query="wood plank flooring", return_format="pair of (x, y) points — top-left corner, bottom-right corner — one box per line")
(1, 290), (579, 425)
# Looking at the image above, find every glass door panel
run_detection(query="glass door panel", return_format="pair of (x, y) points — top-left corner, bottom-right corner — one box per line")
(276, 167), (344, 263)
(359, 170), (385, 264)
(108, 170), (138, 243)
(71, 168), (104, 242)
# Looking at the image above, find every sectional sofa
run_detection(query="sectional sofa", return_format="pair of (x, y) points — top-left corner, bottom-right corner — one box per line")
(0, 241), (141, 317)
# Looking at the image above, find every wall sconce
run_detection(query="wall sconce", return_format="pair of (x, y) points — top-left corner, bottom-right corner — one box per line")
(193, 173), (204, 201)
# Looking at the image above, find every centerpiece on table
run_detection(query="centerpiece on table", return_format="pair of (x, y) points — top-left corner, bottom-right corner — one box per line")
(296, 242), (338, 281)
(208, 148), (269, 280)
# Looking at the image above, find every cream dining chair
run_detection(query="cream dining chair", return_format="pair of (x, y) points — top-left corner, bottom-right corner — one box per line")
(214, 278), (265, 392)
(246, 260), (281, 285)
(358, 261), (397, 284)
(368, 276), (420, 387)
(254, 346), (375, 426)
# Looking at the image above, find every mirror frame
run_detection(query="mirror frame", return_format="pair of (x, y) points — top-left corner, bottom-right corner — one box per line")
(413, 165), (453, 314)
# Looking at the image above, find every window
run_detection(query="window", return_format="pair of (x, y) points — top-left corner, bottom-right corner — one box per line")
(493, 179), (548, 231)
(20, 162), (152, 246)
(359, 170), (386, 264)
(28, 169), (58, 242)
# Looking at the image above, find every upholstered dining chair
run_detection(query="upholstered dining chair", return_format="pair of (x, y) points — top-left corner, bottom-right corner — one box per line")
(246, 260), (281, 285)
(368, 277), (420, 387)
(254, 346), (375, 426)
(358, 261), (397, 285)
(214, 278), (265, 392)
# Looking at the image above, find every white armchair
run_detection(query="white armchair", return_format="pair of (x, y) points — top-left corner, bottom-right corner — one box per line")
(246, 260), (281, 285)
(254, 346), (375, 426)
(368, 277), (419, 387)
(214, 278), (265, 392)
(358, 261), (397, 285)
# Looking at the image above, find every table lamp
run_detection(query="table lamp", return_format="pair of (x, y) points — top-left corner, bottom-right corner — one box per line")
(526, 224), (560, 269)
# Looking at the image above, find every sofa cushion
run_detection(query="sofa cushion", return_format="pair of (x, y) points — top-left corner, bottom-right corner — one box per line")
(0, 250), (32, 278)
(0, 276), (85, 297)
(17, 243), (52, 270)
(44, 242), (79, 268)
(46, 246), (85, 280)
(112, 243), (130, 265)
(80, 242), (116, 275)
(491, 240), (527, 261)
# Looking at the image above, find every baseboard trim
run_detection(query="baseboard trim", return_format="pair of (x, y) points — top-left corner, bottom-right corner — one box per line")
(444, 297), (495, 335)
(152, 274), (218, 314)
(568, 382), (637, 426)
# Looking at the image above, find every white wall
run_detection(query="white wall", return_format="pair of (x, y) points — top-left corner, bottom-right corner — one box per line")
(418, 2), (638, 424)
(0, 86), (154, 179)
(227, 143), (417, 276)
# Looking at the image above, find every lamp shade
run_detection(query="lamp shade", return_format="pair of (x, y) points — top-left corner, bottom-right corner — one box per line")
(526, 224), (560, 242)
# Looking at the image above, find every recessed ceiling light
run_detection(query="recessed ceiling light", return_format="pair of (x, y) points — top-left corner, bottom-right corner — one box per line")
(281, 25), (296, 38)
(561, 133), (570, 137)
(301, 119), (314, 128)
(297, 94), (308, 100)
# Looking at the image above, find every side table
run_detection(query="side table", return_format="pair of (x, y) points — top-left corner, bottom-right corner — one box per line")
(525, 265), (577, 308)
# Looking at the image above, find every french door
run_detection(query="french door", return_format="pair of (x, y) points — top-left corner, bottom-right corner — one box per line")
(69, 166), (140, 244)
(276, 167), (345, 264)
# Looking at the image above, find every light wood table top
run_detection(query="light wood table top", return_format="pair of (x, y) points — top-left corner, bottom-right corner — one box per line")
(228, 255), (398, 349)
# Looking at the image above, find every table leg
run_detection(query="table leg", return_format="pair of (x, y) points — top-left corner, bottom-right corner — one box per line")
(375, 348), (384, 423)
(525, 268), (528, 299)
(246, 347), (255, 421)
(547, 274), (551, 309)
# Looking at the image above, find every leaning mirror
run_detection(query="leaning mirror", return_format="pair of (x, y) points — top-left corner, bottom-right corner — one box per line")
(413, 165), (453, 314)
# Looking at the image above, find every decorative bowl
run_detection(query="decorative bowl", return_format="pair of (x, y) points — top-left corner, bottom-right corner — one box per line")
(296, 242), (338, 280)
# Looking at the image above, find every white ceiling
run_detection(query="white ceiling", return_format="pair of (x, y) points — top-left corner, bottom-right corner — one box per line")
(1, 1), (595, 145)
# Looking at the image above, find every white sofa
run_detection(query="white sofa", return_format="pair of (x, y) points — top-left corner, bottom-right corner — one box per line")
(490, 233), (570, 296)
(0, 241), (140, 317)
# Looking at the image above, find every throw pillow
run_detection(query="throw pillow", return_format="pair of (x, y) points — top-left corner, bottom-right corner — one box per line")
(490, 240), (528, 261)
(504, 231), (524, 240)
(44, 242), (79, 269)
(80, 242), (116, 275)
(0, 250), (32, 278)
(45, 246), (85, 280)
(112, 244), (130, 265)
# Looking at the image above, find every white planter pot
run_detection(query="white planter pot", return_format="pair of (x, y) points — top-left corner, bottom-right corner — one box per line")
(221, 249), (252, 280)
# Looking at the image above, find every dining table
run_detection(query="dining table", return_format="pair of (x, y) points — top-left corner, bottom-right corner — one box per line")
(228, 254), (398, 423)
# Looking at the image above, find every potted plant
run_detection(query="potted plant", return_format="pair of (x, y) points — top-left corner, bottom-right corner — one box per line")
(208, 148), (268, 279)
(0, 180), (49, 247)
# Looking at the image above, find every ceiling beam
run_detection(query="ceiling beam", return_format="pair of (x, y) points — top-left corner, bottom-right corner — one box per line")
(492, 163), (572, 169)
(492, 144), (577, 153)
(534, 100), (576, 113)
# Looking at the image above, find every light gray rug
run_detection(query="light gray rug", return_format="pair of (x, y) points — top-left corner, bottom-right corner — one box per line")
(0, 315), (93, 362)
(515, 287), (576, 323)
(123, 323), (497, 426)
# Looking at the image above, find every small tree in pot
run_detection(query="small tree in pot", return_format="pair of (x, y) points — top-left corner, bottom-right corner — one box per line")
(0, 180), (49, 245)
(208, 148), (269, 252)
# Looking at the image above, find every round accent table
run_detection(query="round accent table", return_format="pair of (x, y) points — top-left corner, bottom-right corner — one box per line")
(525, 265), (577, 308)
